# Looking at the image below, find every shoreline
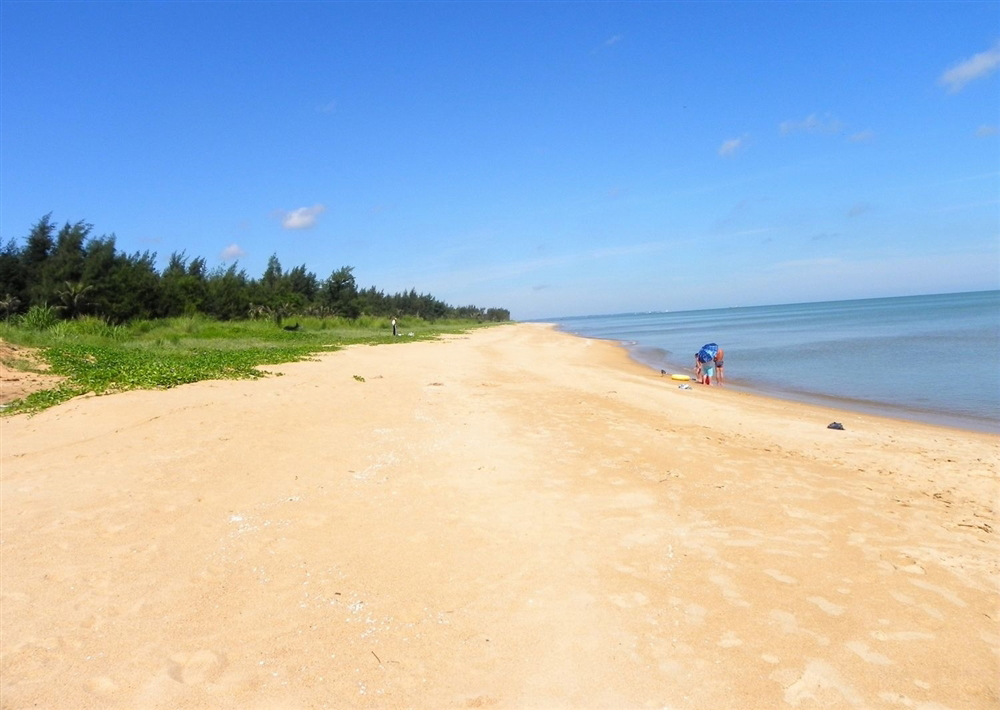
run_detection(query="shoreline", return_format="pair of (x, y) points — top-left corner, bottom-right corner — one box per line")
(560, 327), (1000, 435)
(2, 322), (997, 708)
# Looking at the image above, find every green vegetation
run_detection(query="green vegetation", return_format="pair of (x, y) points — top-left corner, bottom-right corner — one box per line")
(0, 214), (511, 324)
(1, 313), (495, 415)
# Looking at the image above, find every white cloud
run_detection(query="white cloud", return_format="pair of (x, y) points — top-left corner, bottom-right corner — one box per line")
(939, 42), (1000, 93)
(976, 124), (998, 137)
(779, 113), (843, 135)
(220, 244), (246, 261)
(848, 129), (875, 143)
(718, 135), (747, 157)
(280, 204), (327, 229)
(316, 100), (337, 114)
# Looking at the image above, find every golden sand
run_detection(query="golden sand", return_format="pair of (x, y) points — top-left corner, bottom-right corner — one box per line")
(2, 323), (997, 708)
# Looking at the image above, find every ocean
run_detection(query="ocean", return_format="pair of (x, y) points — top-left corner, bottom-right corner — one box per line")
(545, 290), (1000, 433)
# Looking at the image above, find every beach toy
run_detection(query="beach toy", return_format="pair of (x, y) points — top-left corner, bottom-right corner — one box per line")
(670, 374), (691, 381)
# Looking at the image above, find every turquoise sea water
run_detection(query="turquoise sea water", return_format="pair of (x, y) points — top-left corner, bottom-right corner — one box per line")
(546, 291), (1000, 433)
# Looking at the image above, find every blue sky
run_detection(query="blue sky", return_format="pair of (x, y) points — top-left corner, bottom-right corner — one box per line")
(2, 1), (997, 320)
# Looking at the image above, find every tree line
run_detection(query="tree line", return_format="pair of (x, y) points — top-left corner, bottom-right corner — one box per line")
(0, 215), (511, 324)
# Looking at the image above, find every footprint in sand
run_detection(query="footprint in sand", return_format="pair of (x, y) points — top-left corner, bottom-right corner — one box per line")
(717, 631), (743, 648)
(709, 573), (751, 608)
(167, 650), (226, 684)
(86, 676), (118, 696)
(764, 569), (799, 585)
(609, 591), (649, 608)
(682, 602), (708, 624)
(777, 660), (862, 707)
(845, 641), (892, 665)
(889, 590), (944, 620)
(806, 596), (845, 616)
(769, 610), (829, 646)
(908, 578), (967, 607)
(870, 630), (935, 642)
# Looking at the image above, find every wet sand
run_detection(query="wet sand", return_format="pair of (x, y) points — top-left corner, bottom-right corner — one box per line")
(1, 323), (997, 709)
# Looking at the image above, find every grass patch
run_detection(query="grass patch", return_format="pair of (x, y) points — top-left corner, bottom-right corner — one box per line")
(1, 316), (500, 415)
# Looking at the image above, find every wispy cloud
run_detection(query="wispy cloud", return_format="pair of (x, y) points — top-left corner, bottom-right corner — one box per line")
(924, 170), (1000, 188)
(280, 204), (327, 229)
(731, 227), (772, 238)
(779, 113), (843, 135)
(847, 129), (875, 143)
(316, 100), (337, 114)
(590, 241), (676, 260)
(976, 124), (998, 137)
(847, 202), (871, 218)
(718, 134), (748, 157)
(939, 42), (1000, 93)
(413, 239), (686, 293)
(220, 244), (246, 261)
(591, 34), (623, 54)
(713, 199), (751, 230)
(755, 249), (1000, 305)
(771, 256), (844, 270)
(424, 228), (770, 292)
(932, 198), (1000, 214)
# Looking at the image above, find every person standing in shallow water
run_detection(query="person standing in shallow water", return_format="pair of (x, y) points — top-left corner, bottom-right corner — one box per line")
(696, 343), (720, 385)
(714, 347), (725, 386)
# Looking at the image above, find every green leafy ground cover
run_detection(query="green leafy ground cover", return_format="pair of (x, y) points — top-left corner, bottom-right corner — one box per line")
(1, 313), (494, 415)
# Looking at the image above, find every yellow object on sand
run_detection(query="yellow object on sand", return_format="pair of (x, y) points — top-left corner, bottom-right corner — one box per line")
(670, 374), (691, 381)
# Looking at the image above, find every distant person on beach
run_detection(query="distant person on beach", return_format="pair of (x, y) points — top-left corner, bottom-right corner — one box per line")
(391, 318), (397, 337)
(696, 343), (720, 385)
(714, 347), (725, 386)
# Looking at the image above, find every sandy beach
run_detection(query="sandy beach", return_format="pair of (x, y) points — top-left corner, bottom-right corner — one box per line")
(1, 323), (997, 709)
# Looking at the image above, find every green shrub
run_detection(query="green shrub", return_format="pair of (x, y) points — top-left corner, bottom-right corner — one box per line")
(20, 305), (59, 331)
(69, 316), (127, 341)
(48, 321), (73, 339)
